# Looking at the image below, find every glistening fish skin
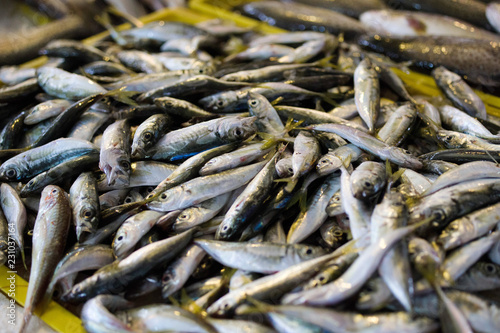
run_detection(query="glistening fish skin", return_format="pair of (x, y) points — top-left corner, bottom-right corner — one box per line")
(359, 35), (500, 86)
(19, 185), (71, 333)
(70, 172), (100, 242)
(99, 119), (132, 187)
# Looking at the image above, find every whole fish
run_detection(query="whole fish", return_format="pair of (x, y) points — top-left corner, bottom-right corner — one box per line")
(19, 185), (71, 333)
(147, 161), (266, 213)
(37, 67), (106, 100)
(432, 66), (487, 119)
(359, 35), (500, 86)
(360, 10), (498, 40)
(242, 1), (367, 40)
(69, 172), (100, 242)
(195, 239), (325, 273)
(0, 138), (98, 181)
(0, 183), (27, 264)
(99, 119), (132, 187)
(65, 228), (195, 302)
(146, 116), (256, 160)
(354, 58), (379, 132)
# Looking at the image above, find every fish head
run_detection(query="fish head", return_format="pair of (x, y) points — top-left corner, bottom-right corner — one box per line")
(112, 228), (132, 259)
(436, 219), (473, 251)
(216, 219), (237, 241)
(42, 185), (68, 204)
(146, 187), (181, 212)
(296, 245), (326, 261)
(199, 157), (222, 176)
(75, 203), (99, 240)
(476, 262), (500, 281)
(323, 226), (347, 249)
(275, 157), (293, 178)
(246, 91), (267, 114)
(175, 209), (198, 226)
(218, 116), (257, 142)
(316, 155), (342, 176)
(387, 148), (423, 169)
(199, 92), (236, 112)
(206, 297), (237, 317)
(436, 131), (467, 149)
(106, 159), (131, 187)
(0, 162), (24, 181)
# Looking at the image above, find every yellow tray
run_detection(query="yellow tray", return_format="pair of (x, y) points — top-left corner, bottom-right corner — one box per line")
(189, 0), (500, 118)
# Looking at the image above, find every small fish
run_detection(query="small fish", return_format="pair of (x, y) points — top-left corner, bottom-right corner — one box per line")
(99, 119), (132, 187)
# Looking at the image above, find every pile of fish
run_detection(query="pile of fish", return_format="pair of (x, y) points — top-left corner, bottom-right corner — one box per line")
(1, 1), (500, 332)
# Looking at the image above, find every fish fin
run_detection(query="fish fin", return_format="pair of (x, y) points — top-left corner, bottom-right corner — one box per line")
(313, 55), (337, 69)
(339, 154), (352, 169)
(94, 12), (129, 47)
(105, 88), (139, 106)
(270, 96), (284, 106)
(283, 118), (304, 134)
(237, 297), (273, 315)
(107, 6), (143, 28)
(180, 289), (205, 316)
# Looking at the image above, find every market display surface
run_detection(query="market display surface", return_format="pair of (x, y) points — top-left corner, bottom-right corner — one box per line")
(1, 0), (500, 332)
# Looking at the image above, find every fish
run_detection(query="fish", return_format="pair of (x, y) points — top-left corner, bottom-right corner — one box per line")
(19, 185), (72, 333)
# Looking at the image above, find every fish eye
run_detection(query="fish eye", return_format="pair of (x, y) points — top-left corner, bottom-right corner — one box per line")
(333, 230), (343, 236)
(117, 235), (124, 241)
(124, 197), (132, 203)
(143, 132), (153, 141)
(288, 167), (293, 173)
(180, 214), (188, 219)
(161, 193), (167, 199)
(27, 180), (34, 186)
(485, 263), (496, 274)
(216, 100), (225, 107)
(249, 99), (258, 107)
(445, 136), (453, 142)
(434, 209), (446, 221)
(5, 169), (17, 179)
(319, 276), (326, 282)
(52, 189), (58, 194)
(234, 129), (242, 136)
(305, 248), (313, 255)
(120, 161), (131, 170)
(364, 181), (372, 188)
(82, 209), (94, 219)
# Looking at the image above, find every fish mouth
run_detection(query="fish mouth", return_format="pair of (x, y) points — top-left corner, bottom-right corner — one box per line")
(107, 168), (130, 186)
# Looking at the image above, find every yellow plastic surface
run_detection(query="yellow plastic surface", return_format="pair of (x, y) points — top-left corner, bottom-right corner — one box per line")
(0, 265), (85, 333)
(189, 0), (500, 118)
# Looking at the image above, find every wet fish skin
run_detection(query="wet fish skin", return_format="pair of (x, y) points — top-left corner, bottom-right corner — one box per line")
(131, 114), (170, 159)
(359, 35), (500, 86)
(65, 228), (195, 303)
(354, 58), (379, 132)
(81, 295), (134, 333)
(99, 119), (132, 187)
(70, 172), (100, 242)
(432, 66), (487, 119)
(19, 185), (72, 333)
